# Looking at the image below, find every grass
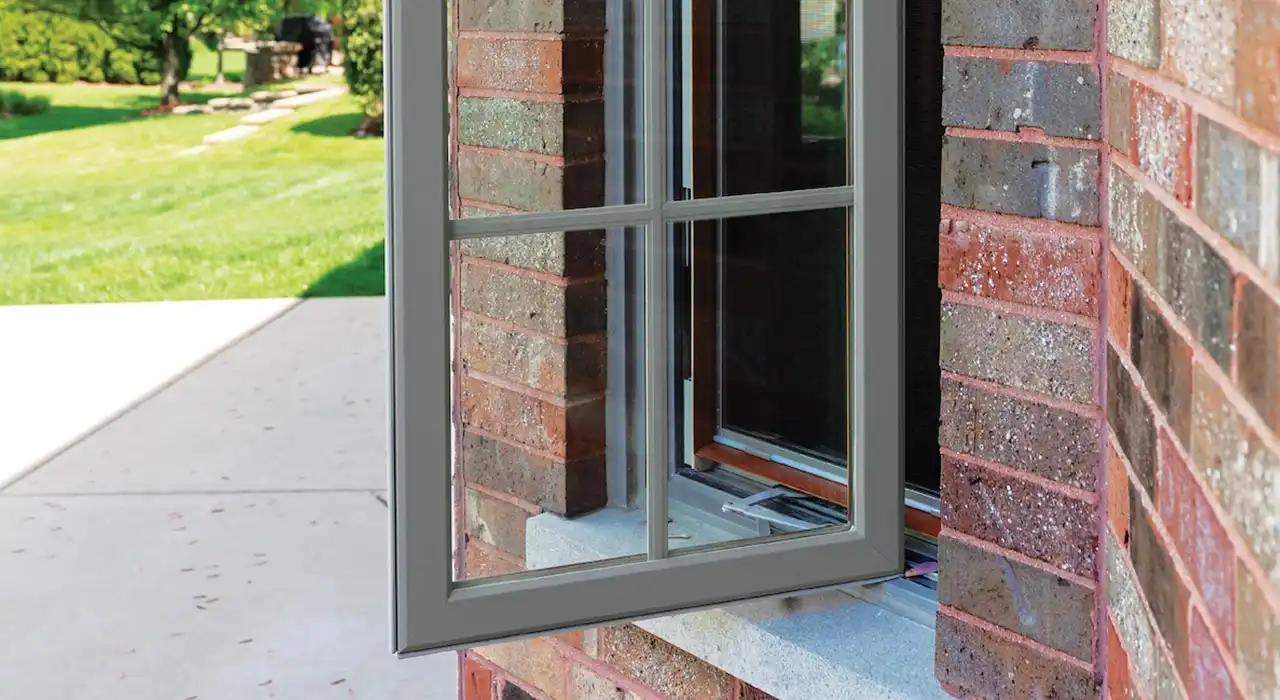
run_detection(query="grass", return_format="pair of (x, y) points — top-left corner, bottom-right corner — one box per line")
(0, 82), (386, 305)
(187, 38), (248, 84)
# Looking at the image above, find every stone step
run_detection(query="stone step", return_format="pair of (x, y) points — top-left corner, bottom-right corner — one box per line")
(203, 124), (260, 144)
(240, 108), (294, 126)
(272, 88), (346, 109)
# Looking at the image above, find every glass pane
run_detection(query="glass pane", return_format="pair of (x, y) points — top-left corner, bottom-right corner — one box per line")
(669, 208), (850, 550)
(671, 0), (848, 199)
(453, 228), (646, 581)
(450, 0), (643, 217)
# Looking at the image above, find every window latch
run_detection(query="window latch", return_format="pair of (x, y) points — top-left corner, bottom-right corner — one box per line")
(721, 487), (814, 532)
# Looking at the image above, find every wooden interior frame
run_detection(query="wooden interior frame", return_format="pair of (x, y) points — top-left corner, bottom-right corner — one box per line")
(683, 0), (941, 540)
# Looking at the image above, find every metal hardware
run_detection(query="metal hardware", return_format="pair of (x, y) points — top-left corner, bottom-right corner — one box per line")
(721, 487), (816, 532)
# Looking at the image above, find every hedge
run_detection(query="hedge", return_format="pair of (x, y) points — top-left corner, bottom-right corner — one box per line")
(342, 0), (383, 118)
(0, 7), (166, 85)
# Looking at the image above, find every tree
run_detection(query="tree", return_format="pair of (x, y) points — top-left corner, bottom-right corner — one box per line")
(342, 0), (381, 120)
(16, 0), (272, 104)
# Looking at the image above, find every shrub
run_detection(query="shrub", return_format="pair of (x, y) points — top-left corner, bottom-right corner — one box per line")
(0, 6), (166, 85)
(342, 0), (383, 118)
(0, 91), (51, 117)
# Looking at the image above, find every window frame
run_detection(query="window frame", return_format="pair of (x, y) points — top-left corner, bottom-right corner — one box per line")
(388, 0), (907, 657)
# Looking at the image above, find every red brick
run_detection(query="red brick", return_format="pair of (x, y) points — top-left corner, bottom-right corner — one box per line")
(938, 220), (1101, 316)
(465, 540), (525, 579)
(941, 456), (1097, 577)
(461, 376), (606, 460)
(1128, 490), (1191, 675)
(598, 625), (731, 700)
(938, 534), (1095, 661)
(1237, 279), (1280, 436)
(457, 37), (604, 95)
(1130, 83), (1192, 204)
(462, 431), (606, 516)
(1188, 608), (1242, 700)
(936, 610), (1098, 700)
(474, 637), (568, 700)
(1156, 434), (1236, 653)
(1238, 0), (1280, 135)
(1110, 254), (1133, 351)
(466, 656), (496, 700)
(1108, 442), (1132, 547)
(1107, 617), (1134, 700)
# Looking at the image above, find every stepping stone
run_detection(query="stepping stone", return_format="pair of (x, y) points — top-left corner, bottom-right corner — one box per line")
(203, 125), (260, 144)
(173, 105), (214, 115)
(293, 83), (330, 94)
(240, 108), (293, 125)
(208, 96), (255, 111)
(272, 88), (346, 109)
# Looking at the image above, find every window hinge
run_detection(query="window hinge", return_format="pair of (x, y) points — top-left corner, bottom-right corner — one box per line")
(721, 486), (815, 532)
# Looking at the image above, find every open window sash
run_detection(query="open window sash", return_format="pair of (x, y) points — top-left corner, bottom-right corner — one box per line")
(387, 0), (906, 656)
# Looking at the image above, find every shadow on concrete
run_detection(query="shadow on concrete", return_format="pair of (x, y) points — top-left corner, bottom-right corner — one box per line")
(303, 240), (385, 298)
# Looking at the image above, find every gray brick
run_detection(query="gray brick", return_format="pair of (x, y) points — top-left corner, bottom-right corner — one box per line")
(1195, 116), (1280, 279)
(1108, 0), (1161, 67)
(1108, 345), (1157, 497)
(1108, 72), (1133, 154)
(460, 259), (606, 336)
(938, 535), (1095, 661)
(1191, 364), (1280, 594)
(458, 149), (605, 212)
(459, 214), (605, 277)
(939, 378), (1099, 490)
(1108, 163), (1160, 279)
(942, 0), (1096, 50)
(1155, 203), (1234, 369)
(941, 137), (1101, 225)
(1106, 530), (1157, 697)
(458, 0), (606, 32)
(1163, 0), (1237, 106)
(943, 58), (1100, 139)
(940, 302), (1095, 402)
(459, 98), (604, 158)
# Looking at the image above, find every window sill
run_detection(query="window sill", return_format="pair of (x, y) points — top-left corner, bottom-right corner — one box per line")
(526, 506), (950, 700)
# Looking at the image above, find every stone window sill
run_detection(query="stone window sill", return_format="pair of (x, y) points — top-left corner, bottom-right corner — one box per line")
(526, 504), (951, 700)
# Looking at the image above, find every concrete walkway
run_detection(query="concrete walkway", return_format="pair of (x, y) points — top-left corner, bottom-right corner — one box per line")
(0, 298), (456, 699)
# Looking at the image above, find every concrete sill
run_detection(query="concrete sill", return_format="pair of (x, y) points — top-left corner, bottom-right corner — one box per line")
(526, 506), (951, 700)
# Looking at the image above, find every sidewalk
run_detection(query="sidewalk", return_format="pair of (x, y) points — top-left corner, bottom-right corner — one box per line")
(0, 297), (456, 699)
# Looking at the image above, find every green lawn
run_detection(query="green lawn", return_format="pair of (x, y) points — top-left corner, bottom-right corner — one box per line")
(0, 82), (386, 305)
(188, 39), (248, 84)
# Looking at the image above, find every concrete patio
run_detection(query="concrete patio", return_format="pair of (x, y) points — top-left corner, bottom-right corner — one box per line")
(0, 297), (456, 699)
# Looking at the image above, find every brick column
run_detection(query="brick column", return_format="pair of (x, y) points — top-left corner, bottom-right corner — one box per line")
(450, 0), (615, 696)
(934, 1), (1108, 697)
(1102, 0), (1280, 699)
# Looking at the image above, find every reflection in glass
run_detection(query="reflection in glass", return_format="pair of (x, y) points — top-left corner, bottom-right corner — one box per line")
(670, 208), (850, 550)
(673, 0), (847, 199)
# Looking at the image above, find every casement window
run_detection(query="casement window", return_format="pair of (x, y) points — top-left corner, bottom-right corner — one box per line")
(388, 0), (926, 655)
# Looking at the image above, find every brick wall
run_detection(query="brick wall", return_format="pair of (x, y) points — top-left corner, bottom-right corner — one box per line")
(1102, 0), (1280, 698)
(932, 0), (1109, 697)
